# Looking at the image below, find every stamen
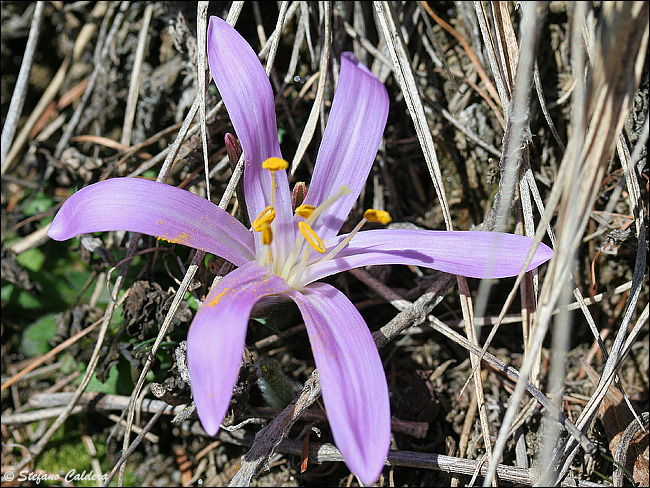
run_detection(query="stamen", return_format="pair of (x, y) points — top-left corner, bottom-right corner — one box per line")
(255, 221), (274, 268)
(317, 209), (391, 264)
(319, 218), (366, 263)
(306, 185), (352, 225)
(280, 185), (352, 280)
(287, 246), (311, 288)
(225, 133), (242, 164)
(261, 223), (273, 245)
(263, 158), (287, 210)
(266, 248), (273, 272)
(292, 182), (307, 209)
(261, 158), (287, 242)
(363, 208), (392, 225)
(298, 221), (326, 253)
(252, 206), (276, 231)
(262, 157), (289, 171)
(294, 204), (315, 219)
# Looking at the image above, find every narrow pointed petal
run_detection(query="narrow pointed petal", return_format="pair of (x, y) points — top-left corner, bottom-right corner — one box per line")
(187, 262), (290, 436)
(47, 178), (255, 266)
(302, 229), (553, 284)
(287, 283), (390, 485)
(207, 16), (294, 262)
(303, 53), (389, 240)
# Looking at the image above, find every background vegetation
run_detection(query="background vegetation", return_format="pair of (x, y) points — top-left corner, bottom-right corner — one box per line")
(2, 1), (648, 486)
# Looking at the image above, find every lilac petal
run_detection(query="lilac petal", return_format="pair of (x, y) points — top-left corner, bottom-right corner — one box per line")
(187, 261), (290, 436)
(287, 282), (390, 485)
(207, 16), (294, 263)
(303, 53), (389, 241)
(302, 229), (554, 284)
(47, 178), (255, 266)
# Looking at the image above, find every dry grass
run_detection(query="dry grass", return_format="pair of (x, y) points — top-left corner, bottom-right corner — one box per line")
(1, 1), (648, 486)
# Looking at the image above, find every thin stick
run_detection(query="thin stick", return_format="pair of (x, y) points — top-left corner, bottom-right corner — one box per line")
(104, 405), (168, 486)
(419, 1), (504, 123)
(120, 3), (153, 146)
(374, 1), (453, 230)
(53, 1), (130, 160)
(216, 429), (604, 487)
(115, 5), (250, 484)
(1, 1), (45, 166)
(289, 2), (331, 178)
(197, 1), (211, 201)
(1, 318), (102, 392)
(458, 277), (496, 486)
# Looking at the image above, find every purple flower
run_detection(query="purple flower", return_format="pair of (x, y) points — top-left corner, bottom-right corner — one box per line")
(47, 16), (553, 485)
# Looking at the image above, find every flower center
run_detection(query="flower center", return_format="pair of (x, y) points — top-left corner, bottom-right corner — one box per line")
(279, 184), (351, 282)
(254, 157), (392, 288)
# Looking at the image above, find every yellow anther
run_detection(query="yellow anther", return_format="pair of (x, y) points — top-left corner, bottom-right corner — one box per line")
(261, 223), (273, 245)
(252, 206), (276, 231)
(363, 209), (392, 225)
(294, 204), (315, 219)
(262, 157), (289, 171)
(298, 221), (326, 254)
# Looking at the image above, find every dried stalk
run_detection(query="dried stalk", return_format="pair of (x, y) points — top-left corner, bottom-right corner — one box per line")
(1, 1), (45, 167)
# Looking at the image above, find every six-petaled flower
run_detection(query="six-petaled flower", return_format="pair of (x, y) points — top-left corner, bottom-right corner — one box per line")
(47, 16), (553, 485)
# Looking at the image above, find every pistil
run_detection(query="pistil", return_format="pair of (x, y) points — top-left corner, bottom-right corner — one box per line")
(305, 185), (352, 226)
(261, 158), (289, 273)
(279, 185), (353, 280)
(287, 208), (392, 289)
(287, 222), (328, 287)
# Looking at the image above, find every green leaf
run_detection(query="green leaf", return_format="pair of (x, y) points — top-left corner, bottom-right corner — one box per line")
(24, 192), (54, 216)
(16, 247), (46, 272)
(184, 291), (200, 312)
(20, 313), (58, 357)
(2, 283), (43, 310)
(59, 352), (77, 375)
(83, 357), (134, 395)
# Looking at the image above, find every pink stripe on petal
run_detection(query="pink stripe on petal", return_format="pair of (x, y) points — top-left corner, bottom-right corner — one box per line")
(188, 262), (290, 436)
(304, 53), (389, 241)
(207, 16), (294, 263)
(302, 229), (553, 284)
(47, 178), (255, 266)
(287, 283), (390, 485)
